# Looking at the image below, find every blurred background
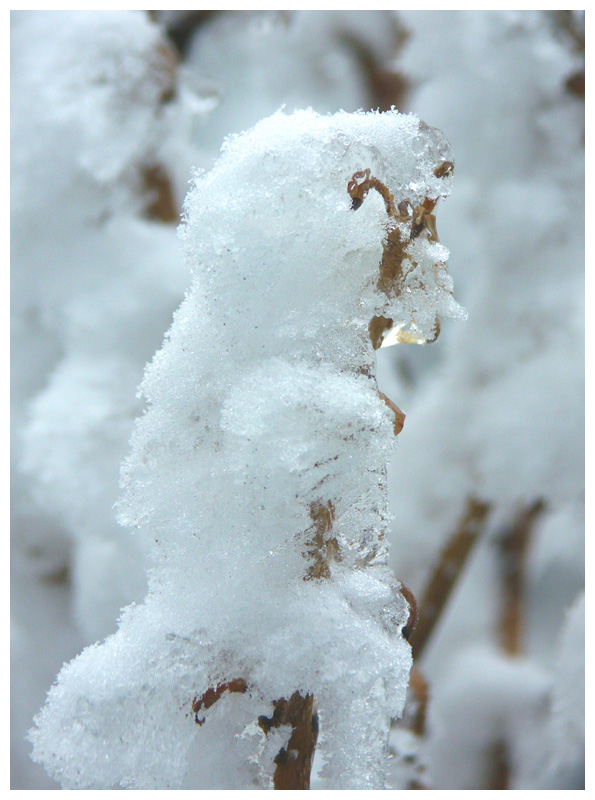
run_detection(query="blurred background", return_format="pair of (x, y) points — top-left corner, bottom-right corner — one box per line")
(11, 10), (584, 789)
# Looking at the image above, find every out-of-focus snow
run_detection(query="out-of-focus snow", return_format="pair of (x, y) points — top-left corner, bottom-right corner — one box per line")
(185, 11), (404, 152)
(384, 10), (584, 790)
(11, 10), (208, 787)
(544, 592), (585, 786)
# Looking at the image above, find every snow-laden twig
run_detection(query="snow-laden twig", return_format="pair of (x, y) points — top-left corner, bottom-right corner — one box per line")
(29, 108), (464, 789)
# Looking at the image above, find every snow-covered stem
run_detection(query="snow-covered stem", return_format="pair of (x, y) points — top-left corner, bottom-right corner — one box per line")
(258, 692), (318, 789)
(27, 108), (466, 789)
(13, 11), (584, 791)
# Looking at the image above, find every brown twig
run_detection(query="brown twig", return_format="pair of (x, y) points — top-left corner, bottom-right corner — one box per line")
(348, 165), (453, 346)
(141, 163), (179, 224)
(546, 12), (585, 102)
(368, 315), (394, 350)
(482, 499), (545, 788)
(378, 390), (406, 435)
(192, 678), (248, 726)
(304, 500), (340, 580)
(496, 499), (545, 656)
(409, 498), (491, 661)
(258, 693), (318, 790)
(394, 499), (488, 788)
(485, 738), (510, 790)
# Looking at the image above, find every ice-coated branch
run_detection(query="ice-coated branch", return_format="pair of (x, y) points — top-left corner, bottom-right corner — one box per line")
(29, 108), (465, 789)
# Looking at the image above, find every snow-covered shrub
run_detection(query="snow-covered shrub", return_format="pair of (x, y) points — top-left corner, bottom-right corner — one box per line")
(28, 108), (464, 789)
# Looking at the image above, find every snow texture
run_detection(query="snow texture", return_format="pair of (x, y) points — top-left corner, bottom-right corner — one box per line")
(28, 108), (462, 789)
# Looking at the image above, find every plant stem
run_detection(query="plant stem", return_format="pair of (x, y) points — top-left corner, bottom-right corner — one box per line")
(496, 499), (545, 656)
(258, 693), (318, 790)
(409, 497), (490, 661)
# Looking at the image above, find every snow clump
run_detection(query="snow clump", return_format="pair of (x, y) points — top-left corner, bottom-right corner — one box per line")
(29, 108), (464, 789)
